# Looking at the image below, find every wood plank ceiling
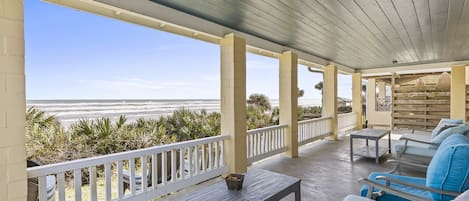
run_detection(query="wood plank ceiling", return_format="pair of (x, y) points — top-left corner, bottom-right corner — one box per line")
(147, 0), (469, 69)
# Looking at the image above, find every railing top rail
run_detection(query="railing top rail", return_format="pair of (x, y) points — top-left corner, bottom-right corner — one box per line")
(27, 135), (228, 178)
(338, 112), (356, 117)
(247, 124), (288, 135)
(298, 116), (332, 124)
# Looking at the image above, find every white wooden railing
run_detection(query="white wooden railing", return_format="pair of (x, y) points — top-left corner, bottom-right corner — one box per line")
(246, 124), (287, 164)
(298, 117), (332, 146)
(338, 112), (358, 131)
(27, 135), (228, 201)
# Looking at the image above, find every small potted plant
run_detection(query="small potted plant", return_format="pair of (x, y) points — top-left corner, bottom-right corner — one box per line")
(225, 173), (245, 190)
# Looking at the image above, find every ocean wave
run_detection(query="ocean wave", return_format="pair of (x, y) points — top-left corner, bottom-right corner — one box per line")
(27, 99), (321, 127)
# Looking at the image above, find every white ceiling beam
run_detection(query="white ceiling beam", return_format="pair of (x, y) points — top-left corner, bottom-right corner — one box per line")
(359, 60), (469, 77)
(44, 0), (356, 74)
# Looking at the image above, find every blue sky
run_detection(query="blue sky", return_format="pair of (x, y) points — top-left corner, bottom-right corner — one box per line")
(24, 0), (351, 100)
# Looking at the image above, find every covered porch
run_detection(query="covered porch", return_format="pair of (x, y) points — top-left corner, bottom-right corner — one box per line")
(166, 134), (414, 201)
(2, 0), (469, 200)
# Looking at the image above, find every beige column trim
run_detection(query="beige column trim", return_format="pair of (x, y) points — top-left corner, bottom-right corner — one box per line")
(0, 1), (27, 200)
(279, 51), (299, 158)
(323, 65), (338, 140)
(220, 33), (247, 173)
(451, 65), (466, 121)
(352, 73), (363, 129)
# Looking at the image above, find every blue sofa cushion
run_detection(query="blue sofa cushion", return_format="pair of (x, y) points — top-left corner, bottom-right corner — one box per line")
(432, 119), (464, 138)
(360, 172), (430, 201)
(431, 124), (469, 144)
(426, 134), (469, 201)
(394, 140), (436, 158)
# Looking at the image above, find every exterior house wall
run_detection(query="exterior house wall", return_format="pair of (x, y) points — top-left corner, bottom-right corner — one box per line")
(0, 0), (27, 200)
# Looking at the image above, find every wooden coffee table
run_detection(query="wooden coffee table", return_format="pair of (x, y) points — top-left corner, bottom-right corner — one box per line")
(174, 168), (301, 201)
(350, 128), (391, 164)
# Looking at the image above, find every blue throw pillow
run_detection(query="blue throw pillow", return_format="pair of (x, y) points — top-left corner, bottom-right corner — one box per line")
(432, 119), (464, 138)
(426, 134), (469, 201)
(432, 124), (469, 144)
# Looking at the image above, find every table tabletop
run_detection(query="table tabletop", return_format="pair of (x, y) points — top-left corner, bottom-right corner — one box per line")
(174, 168), (301, 201)
(350, 128), (390, 139)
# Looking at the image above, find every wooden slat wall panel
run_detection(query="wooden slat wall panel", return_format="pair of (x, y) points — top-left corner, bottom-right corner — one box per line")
(392, 74), (450, 131)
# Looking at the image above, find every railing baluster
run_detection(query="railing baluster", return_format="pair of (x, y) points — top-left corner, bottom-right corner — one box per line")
(180, 147), (185, 179)
(302, 123), (305, 140)
(272, 130), (276, 150)
(57, 172), (65, 201)
(171, 150), (176, 182)
(214, 142), (219, 169)
(194, 145), (199, 175)
(202, 144), (206, 172)
(105, 163), (112, 201)
(271, 130), (275, 151)
(299, 125), (302, 142)
(38, 176), (47, 201)
(117, 161), (123, 198)
(268, 130), (271, 152)
(279, 128), (282, 148)
(301, 124), (305, 141)
(187, 147), (192, 177)
(247, 135), (251, 158)
(208, 142), (213, 170)
(309, 123), (312, 138)
(283, 128), (286, 146)
(304, 123), (307, 139)
(322, 120), (325, 134)
(142, 156), (148, 191)
(129, 158), (136, 195)
(220, 140), (225, 166)
(252, 134), (255, 156)
(161, 152), (167, 185)
(152, 153), (158, 187)
(74, 169), (82, 201)
(90, 166), (97, 201)
(258, 133), (262, 154)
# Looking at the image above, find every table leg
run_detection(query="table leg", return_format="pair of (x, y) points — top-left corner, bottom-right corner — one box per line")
(350, 136), (354, 162)
(366, 139), (368, 146)
(375, 140), (379, 164)
(388, 132), (391, 154)
(295, 183), (301, 201)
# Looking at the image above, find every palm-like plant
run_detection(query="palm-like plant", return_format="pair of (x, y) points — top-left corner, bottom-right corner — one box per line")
(25, 107), (67, 163)
(314, 81), (323, 92)
(26, 106), (61, 130)
(298, 88), (304, 97)
(247, 93), (272, 112)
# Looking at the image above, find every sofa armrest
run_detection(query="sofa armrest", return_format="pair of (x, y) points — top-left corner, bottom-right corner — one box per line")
(358, 178), (431, 201)
(375, 176), (460, 197)
(385, 160), (428, 173)
(399, 135), (436, 145)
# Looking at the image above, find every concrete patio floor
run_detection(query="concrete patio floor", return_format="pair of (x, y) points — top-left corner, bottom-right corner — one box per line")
(168, 133), (426, 201)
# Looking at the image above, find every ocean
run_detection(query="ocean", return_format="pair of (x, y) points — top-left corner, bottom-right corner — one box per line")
(27, 99), (321, 128)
